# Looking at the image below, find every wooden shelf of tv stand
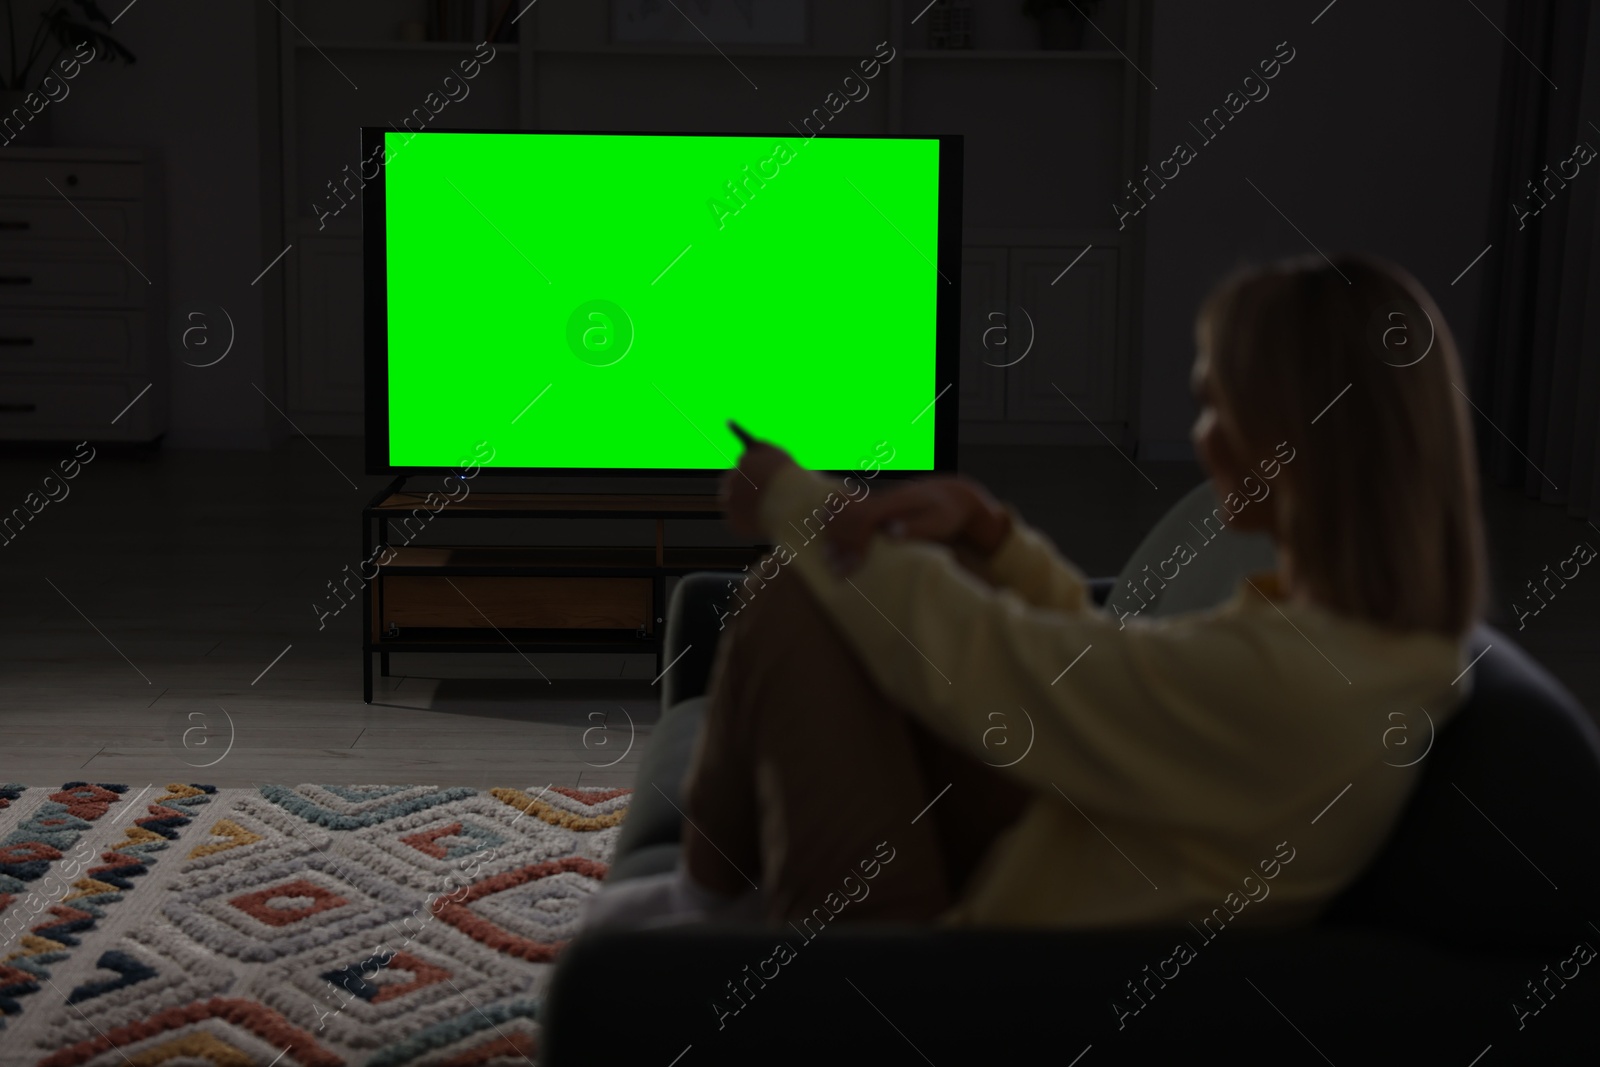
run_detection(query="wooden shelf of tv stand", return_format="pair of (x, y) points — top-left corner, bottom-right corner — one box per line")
(369, 492), (727, 520)
(379, 545), (764, 575)
(365, 631), (654, 655)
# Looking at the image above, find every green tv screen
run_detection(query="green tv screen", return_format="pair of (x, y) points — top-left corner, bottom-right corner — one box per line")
(363, 129), (960, 475)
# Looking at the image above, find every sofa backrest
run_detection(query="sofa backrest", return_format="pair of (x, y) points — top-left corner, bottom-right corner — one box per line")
(1323, 625), (1600, 947)
(1112, 480), (1277, 620)
(661, 572), (742, 708)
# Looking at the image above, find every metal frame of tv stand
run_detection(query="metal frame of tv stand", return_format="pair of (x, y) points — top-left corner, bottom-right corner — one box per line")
(359, 475), (759, 703)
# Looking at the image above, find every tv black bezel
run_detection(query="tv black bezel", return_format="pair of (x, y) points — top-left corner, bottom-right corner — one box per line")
(361, 126), (963, 478)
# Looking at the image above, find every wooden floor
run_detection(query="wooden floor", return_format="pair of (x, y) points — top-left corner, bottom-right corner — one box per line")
(0, 437), (1594, 790)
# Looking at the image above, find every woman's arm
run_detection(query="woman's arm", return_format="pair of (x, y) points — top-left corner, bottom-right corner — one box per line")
(821, 472), (1096, 616)
(964, 506), (1095, 615)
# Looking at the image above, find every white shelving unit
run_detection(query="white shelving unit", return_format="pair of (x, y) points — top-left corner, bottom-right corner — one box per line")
(274, 0), (1150, 445)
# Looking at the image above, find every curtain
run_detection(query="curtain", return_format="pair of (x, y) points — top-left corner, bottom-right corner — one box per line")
(1475, 0), (1600, 520)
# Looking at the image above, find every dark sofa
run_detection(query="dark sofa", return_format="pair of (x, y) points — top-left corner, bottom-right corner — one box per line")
(545, 572), (1600, 1064)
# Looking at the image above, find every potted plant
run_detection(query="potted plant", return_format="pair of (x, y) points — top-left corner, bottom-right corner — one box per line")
(1023, 0), (1103, 50)
(0, 0), (134, 146)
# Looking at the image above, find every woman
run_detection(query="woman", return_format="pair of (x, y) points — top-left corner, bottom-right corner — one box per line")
(585, 254), (1486, 931)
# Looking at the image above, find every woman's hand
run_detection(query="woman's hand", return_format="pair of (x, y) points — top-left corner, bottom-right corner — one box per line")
(824, 476), (1012, 575)
(719, 421), (799, 538)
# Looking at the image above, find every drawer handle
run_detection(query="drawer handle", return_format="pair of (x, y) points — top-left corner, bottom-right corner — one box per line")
(0, 222), (29, 231)
(0, 336), (33, 345)
(0, 275), (31, 285)
(0, 402), (36, 413)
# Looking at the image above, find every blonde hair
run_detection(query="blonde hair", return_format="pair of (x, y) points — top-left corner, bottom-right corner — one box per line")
(1194, 255), (1486, 639)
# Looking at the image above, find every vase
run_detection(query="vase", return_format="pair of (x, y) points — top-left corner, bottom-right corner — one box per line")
(1037, 9), (1088, 50)
(0, 90), (51, 148)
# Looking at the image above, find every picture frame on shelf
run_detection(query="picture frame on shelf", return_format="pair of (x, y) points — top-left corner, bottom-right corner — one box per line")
(611, 0), (807, 45)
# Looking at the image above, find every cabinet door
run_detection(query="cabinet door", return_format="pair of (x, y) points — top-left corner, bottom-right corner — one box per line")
(293, 236), (363, 417)
(1004, 247), (1118, 423)
(958, 247), (1006, 422)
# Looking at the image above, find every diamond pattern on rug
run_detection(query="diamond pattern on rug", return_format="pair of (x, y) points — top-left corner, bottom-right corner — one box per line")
(165, 841), (424, 963)
(490, 785), (630, 831)
(6, 784), (626, 1065)
(436, 857), (610, 963)
(350, 793), (597, 899)
(400, 820), (506, 862)
(254, 921), (536, 1050)
(261, 784), (478, 831)
(1, 784), (213, 1036)
(36, 995), (345, 1067)
(44, 919), (247, 1046)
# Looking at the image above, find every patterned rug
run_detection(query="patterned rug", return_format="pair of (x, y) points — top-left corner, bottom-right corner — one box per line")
(0, 782), (627, 1066)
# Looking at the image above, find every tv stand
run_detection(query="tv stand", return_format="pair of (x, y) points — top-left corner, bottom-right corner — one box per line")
(359, 478), (761, 703)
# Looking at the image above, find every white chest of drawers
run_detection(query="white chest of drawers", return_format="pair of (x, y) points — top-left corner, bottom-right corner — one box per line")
(0, 148), (166, 442)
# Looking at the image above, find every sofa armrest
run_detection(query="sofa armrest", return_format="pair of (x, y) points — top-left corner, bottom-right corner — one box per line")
(1322, 624), (1600, 943)
(660, 571), (743, 708)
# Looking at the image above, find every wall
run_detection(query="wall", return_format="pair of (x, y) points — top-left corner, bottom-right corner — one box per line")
(1136, 0), (1506, 459)
(50, 1), (281, 449)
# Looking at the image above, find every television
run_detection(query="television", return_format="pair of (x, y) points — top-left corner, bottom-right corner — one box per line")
(362, 127), (962, 477)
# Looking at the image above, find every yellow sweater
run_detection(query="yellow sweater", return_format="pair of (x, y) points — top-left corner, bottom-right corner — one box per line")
(758, 466), (1469, 929)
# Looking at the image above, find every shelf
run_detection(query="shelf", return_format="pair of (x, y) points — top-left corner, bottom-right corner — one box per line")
(295, 40), (521, 52)
(366, 631), (650, 654)
(903, 49), (1124, 60)
(291, 42), (1121, 61)
(368, 491), (725, 519)
(527, 45), (874, 58)
(379, 545), (763, 574)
